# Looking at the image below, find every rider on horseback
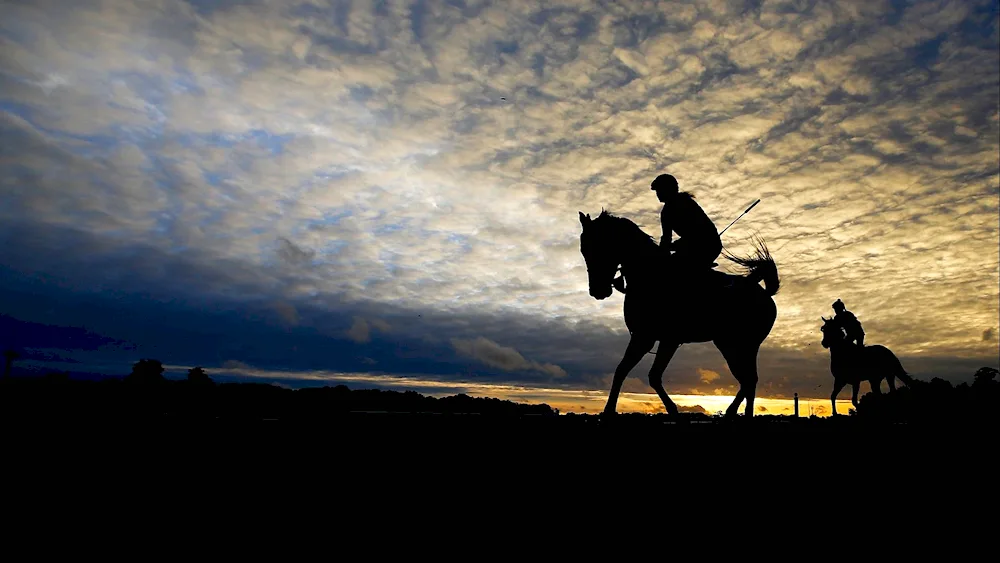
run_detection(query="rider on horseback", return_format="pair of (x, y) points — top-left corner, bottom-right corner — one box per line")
(832, 299), (865, 347)
(652, 174), (722, 274)
(613, 173), (722, 294)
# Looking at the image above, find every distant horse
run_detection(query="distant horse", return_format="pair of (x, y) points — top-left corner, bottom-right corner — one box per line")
(578, 210), (780, 418)
(820, 317), (912, 415)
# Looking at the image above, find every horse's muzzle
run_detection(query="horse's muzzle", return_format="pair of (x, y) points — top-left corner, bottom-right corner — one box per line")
(590, 286), (613, 300)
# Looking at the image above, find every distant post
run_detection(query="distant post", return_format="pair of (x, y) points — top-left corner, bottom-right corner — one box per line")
(794, 393), (799, 417)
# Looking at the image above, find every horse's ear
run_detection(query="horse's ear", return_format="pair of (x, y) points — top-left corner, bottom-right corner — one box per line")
(579, 211), (590, 226)
(821, 316), (827, 322)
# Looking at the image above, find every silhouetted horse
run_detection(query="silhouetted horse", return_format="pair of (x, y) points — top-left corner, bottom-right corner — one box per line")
(821, 317), (912, 415)
(579, 210), (780, 418)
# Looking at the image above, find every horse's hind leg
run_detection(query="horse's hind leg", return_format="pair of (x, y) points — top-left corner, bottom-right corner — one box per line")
(726, 389), (746, 418)
(648, 342), (680, 416)
(715, 340), (760, 418)
(740, 352), (759, 418)
(886, 375), (896, 392)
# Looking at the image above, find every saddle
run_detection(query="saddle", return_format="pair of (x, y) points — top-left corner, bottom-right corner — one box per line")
(655, 267), (738, 308)
(618, 262), (737, 297)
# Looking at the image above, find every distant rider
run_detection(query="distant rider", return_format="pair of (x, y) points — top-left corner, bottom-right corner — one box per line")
(832, 299), (865, 347)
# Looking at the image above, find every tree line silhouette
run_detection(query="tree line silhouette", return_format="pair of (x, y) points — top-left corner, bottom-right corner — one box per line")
(1, 353), (996, 424)
(0, 357), (559, 421)
(853, 367), (999, 424)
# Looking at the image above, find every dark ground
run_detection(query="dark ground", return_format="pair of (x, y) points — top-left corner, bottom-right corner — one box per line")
(4, 412), (987, 480)
(1, 411), (991, 534)
(1, 412), (986, 546)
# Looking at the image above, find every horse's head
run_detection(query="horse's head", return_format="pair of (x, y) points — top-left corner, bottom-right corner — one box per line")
(579, 210), (618, 300)
(820, 316), (845, 349)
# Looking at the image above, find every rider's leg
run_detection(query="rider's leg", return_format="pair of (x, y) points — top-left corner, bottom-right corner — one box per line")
(677, 248), (713, 290)
(707, 236), (722, 268)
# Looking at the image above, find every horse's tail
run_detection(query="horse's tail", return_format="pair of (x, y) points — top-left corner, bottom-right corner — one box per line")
(723, 236), (780, 297)
(893, 357), (914, 386)
(898, 370), (914, 386)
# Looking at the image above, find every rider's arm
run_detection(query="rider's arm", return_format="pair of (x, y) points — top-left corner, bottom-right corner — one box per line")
(660, 207), (672, 249)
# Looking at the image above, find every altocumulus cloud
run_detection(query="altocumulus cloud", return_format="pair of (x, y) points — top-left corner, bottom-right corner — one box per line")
(0, 0), (997, 401)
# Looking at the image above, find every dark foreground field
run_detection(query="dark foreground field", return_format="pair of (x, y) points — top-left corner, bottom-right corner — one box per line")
(4, 371), (995, 489)
(4, 412), (987, 479)
(2, 410), (992, 526)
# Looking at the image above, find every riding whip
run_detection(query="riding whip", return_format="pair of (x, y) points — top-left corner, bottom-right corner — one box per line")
(719, 199), (760, 236)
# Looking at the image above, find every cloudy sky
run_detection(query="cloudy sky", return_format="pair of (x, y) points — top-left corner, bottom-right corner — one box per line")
(1, 0), (997, 415)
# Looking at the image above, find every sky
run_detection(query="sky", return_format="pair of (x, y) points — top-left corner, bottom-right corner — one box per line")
(1, 0), (997, 416)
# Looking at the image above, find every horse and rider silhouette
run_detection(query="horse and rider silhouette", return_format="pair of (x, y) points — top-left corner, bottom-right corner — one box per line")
(821, 308), (912, 415)
(579, 174), (779, 419)
(578, 173), (912, 419)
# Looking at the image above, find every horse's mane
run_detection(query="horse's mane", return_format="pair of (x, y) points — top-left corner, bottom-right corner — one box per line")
(822, 318), (847, 339)
(595, 209), (655, 245)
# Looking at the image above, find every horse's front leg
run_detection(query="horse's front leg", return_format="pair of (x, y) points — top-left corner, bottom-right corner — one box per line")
(831, 379), (847, 415)
(603, 334), (655, 416)
(648, 341), (680, 416)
